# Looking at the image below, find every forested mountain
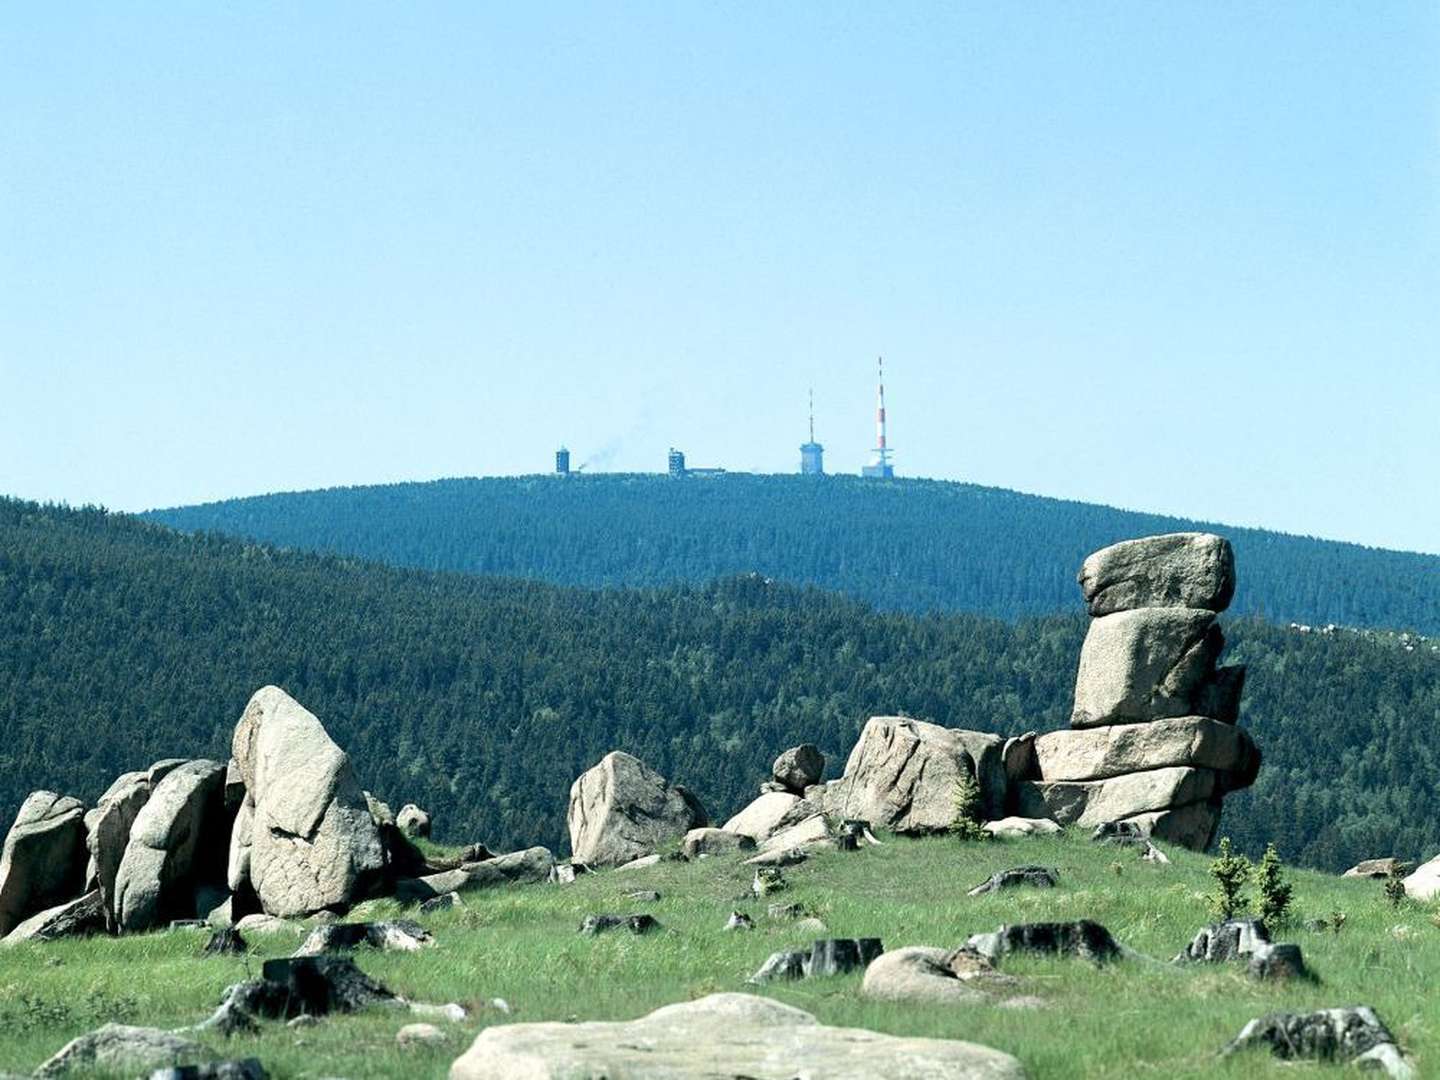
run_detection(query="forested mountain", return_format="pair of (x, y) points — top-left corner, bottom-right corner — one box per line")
(4, 497), (1439, 872)
(148, 474), (1440, 634)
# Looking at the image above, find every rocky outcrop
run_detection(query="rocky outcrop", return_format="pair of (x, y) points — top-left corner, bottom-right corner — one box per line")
(723, 791), (819, 843)
(681, 828), (755, 859)
(84, 771), (151, 930)
(566, 752), (707, 867)
(230, 687), (385, 917)
(449, 993), (1029, 1080)
(815, 717), (1007, 832)
(0, 792), (88, 938)
(2, 889), (105, 944)
(1016, 533), (1258, 852)
(771, 745), (824, 793)
(113, 760), (227, 932)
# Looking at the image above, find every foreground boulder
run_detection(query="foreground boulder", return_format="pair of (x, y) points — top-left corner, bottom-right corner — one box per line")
(449, 992), (1027, 1079)
(567, 752), (707, 867)
(0, 792), (87, 938)
(113, 760), (228, 932)
(2, 889), (105, 944)
(1071, 609), (1223, 728)
(816, 717), (1007, 832)
(723, 791), (819, 843)
(34, 1024), (213, 1078)
(231, 687), (385, 917)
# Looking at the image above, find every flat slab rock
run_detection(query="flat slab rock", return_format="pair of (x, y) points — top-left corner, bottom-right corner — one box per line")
(982, 817), (1061, 839)
(449, 992), (1028, 1079)
(34, 1024), (213, 1078)
(1343, 858), (1412, 880)
(1223, 1006), (1412, 1078)
(1033, 716), (1259, 785)
(1078, 532), (1236, 617)
(293, 920), (434, 956)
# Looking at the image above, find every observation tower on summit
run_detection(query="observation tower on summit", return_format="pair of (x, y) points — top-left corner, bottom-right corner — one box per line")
(861, 357), (895, 479)
(800, 389), (825, 475)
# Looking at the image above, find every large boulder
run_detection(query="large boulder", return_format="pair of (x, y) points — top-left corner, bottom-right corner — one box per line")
(232, 687), (385, 917)
(1079, 533), (1235, 617)
(83, 771), (151, 929)
(1034, 717), (1259, 786)
(821, 717), (1007, 832)
(2, 889), (106, 945)
(1071, 609), (1224, 727)
(1017, 767), (1217, 830)
(723, 791), (821, 843)
(34, 1024), (214, 1078)
(567, 752), (707, 867)
(112, 760), (227, 932)
(771, 745), (825, 793)
(0, 792), (87, 938)
(1402, 855), (1440, 901)
(449, 992), (1028, 1079)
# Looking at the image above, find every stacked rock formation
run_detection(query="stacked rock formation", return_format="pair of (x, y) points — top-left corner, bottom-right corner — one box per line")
(1016, 533), (1260, 849)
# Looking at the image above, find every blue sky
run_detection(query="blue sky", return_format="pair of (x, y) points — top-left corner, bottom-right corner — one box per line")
(3, 4), (1437, 552)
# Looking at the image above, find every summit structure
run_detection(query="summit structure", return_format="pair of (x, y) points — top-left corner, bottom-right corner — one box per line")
(861, 357), (894, 479)
(799, 389), (824, 475)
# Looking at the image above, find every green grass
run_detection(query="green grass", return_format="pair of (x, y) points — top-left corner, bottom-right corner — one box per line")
(0, 831), (1432, 1078)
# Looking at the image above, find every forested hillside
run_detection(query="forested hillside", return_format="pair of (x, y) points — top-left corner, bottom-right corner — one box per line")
(148, 474), (1440, 634)
(4, 497), (1439, 871)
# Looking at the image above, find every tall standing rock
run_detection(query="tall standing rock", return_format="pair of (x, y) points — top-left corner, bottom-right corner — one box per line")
(1020, 532), (1258, 852)
(112, 760), (227, 932)
(231, 686), (385, 916)
(0, 792), (87, 938)
(567, 752), (707, 867)
(84, 771), (152, 930)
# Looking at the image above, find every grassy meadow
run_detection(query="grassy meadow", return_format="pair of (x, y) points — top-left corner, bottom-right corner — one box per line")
(0, 830), (1432, 1078)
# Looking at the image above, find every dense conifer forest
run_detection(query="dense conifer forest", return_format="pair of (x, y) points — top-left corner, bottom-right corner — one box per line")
(4, 497), (1438, 872)
(149, 474), (1440, 633)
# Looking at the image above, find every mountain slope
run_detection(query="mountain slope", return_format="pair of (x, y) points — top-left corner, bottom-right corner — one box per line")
(148, 474), (1440, 633)
(5, 497), (1440, 871)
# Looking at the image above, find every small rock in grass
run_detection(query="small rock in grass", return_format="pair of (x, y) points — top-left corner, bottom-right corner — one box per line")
(33, 1024), (213, 1078)
(767, 901), (810, 920)
(578, 913), (660, 936)
(613, 854), (664, 873)
(982, 817), (1061, 839)
(966, 866), (1058, 897)
(234, 914), (295, 935)
(746, 847), (809, 868)
(396, 1023), (446, 1048)
(409, 1001), (469, 1023)
(794, 916), (829, 934)
(624, 889), (661, 902)
(725, 911), (754, 931)
(1222, 1006), (1411, 1078)
(752, 868), (786, 898)
(1174, 918), (1268, 963)
(1247, 943), (1309, 982)
(149, 1062), (268, 1080)
(967, 921), (1120, 965)
(749, 950), (809, 983)
(201, 928), (247, 956)
(419, 892), (465, 915)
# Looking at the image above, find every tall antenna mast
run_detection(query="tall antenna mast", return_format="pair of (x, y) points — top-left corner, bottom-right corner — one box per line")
(862, 356), (895, 478)
(809, 387), (815, 443)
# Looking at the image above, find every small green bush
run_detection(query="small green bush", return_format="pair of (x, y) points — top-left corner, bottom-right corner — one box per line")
(1208, 837), (1252, 920)
(1256, 842), (1294, 929)
(950, 769), (988, 842)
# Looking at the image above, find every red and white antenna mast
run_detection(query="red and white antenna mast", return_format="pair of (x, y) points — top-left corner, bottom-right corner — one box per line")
(864, 356), (894, 477)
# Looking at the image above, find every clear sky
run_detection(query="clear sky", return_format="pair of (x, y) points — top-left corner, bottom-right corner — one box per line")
(3, 4), (1437, 552)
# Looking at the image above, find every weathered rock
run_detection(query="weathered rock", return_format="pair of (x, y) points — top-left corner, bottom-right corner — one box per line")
(578, 913), (660, 936)
(0, 791), (87, 938)
(745, 846), (811, 868)
(1221, 1006), (1411, 1078)
(967, 921), (1120, 964)
(749, 950), (810, 982)
(983, 817), (1061, 839)
(759, 781), (791, 794)
(1034, 717), (1259, 786)
(681, 827), (756, 859)
(614, 853), (663, 872)
(1122, 802), (1222, 851)
(823, 717), (1007, 833)
(419, 892), (465, 914)
(759, 813), (830, 854)
(1017, 768), (1217, 830)
(113, 760), (227, 932)
(1091, 820), (1148, 846)
(84, 771), (151, 928)
(202, 927), (248, 955)
(449, 993), (1029, 1080)
(258, 955), (398, 1016)
(1174, 918), (1270, 963)
(566, 751), (707, 867)
(234, 913), (296, 935)
(808, 937), (884, 977)
(34, 1024), (213, 1078)
(397, 1023), (447, 1048)
(147, 760), (189, 786)
(397, 804), (432, 839)
(1001, 733), (1038, 784)
(151, 1062), (267, 1080)
(723, 791), (820, 842)
(293, 920), (433, 956)
(226, 797), (253, 894)
(624, 889), (661, 902)
(1247, 943), (1308, 981)
(1079, 532), (1236, 617)
(364, 792), (395, 827)
(725, 911), (754, 931)
(222, 759), (246, 810)
(1344, 858), (1413, 880)
(3, 889), (105, 944)
(1401, 854), (1440, 901)
(772, 745), (825, 792)
(1071, 609), (1224, 727)
(395, 847), (554, 902)
(233, 687), (386, 917)
(967, 866), (1058, 897)
(768, 901), (812, 920)
(863, 947), (994, 1004)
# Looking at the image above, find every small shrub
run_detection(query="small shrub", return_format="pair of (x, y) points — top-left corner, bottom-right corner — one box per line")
(1328, 910), (1348, 934)
(950, 769), (988, 842)
(1208, 837), (1252, 920)
(1110, 861), (1125, 876)
(1256, 842), (1294, 929)
(1385, 874), (1409, 909)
